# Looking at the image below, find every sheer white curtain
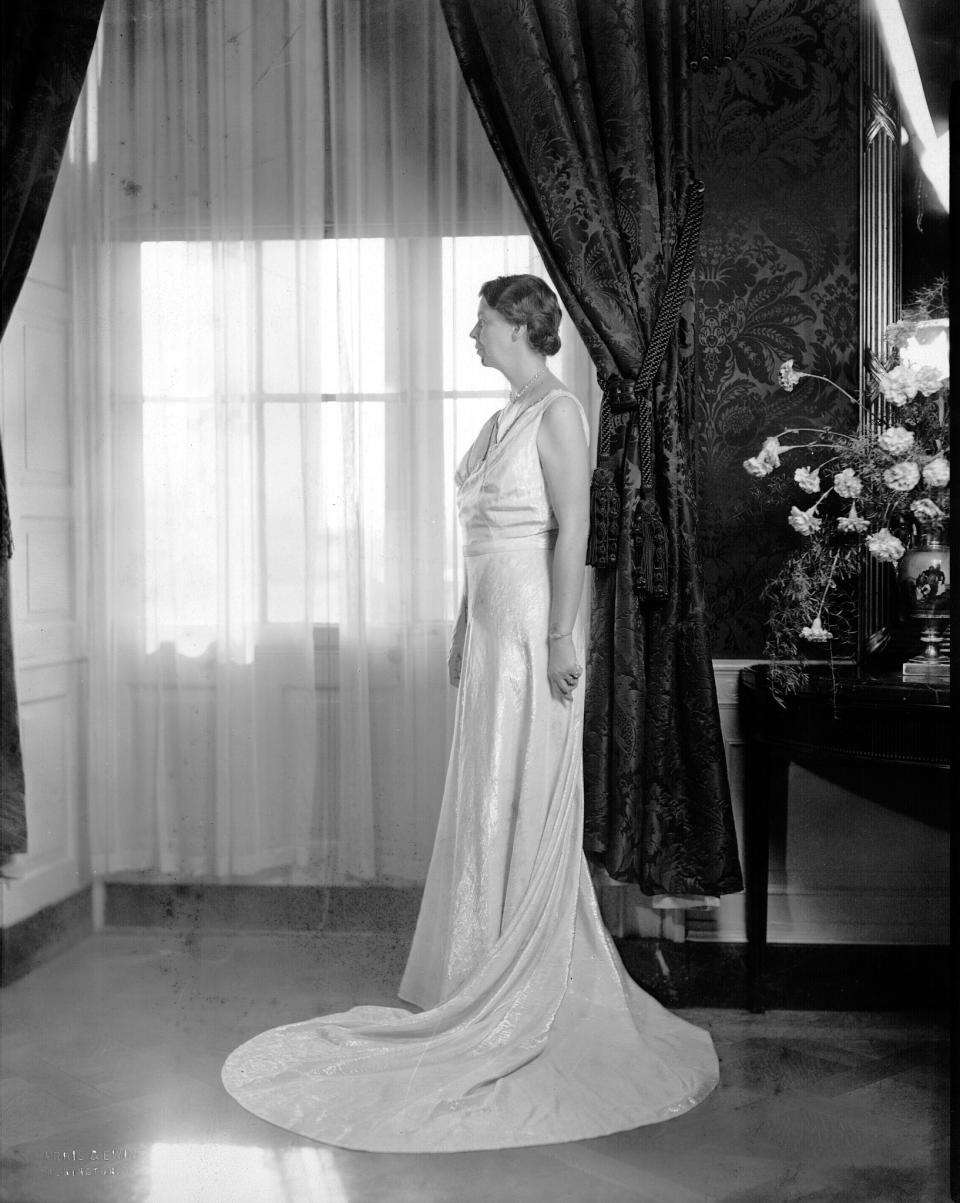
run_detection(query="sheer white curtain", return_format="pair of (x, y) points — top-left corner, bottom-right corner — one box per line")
(72, 0), (597, 883)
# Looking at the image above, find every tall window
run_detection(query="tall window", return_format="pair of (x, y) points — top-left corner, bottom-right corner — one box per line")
(79, 0), (595, 880)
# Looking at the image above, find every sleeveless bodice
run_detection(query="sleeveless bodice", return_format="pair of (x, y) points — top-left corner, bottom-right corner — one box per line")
(455, 390), (587, 554)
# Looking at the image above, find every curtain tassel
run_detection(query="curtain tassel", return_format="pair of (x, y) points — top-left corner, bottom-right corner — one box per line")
(586, 465), (621, 567)
(632, 491), (668, 601)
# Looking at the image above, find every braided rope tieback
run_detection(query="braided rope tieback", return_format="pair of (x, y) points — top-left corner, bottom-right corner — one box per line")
(586, 387), (668, 601)
(585, 179), (704, 582)
(604, 376), (647, 413)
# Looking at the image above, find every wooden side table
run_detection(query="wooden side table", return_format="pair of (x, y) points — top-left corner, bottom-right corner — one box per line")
(738, 664), (950, 1014)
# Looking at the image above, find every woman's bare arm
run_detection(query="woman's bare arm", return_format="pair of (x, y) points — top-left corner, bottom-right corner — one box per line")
(538, 395), (590, 700)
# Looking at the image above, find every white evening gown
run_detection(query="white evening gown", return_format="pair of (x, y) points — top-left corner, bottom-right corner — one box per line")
(221, 390), (719, 1152)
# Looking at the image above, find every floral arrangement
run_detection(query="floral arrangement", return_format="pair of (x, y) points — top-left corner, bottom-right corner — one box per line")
(743, 283), (950, 696)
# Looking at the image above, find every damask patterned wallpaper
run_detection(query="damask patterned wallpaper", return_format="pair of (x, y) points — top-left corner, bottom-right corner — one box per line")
(691, 0), (860, 656)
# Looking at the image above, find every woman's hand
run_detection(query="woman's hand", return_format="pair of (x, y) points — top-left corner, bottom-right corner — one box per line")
(547, 634), (581, 702)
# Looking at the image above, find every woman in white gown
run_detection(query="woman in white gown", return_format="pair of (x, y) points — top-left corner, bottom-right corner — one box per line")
(221, 275), (719, 1152)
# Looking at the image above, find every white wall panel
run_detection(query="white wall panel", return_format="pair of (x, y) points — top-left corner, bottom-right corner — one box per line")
(1, 665), (84, 927)
(0, 157), (88, 931)
(24, 520), (75, 618)
(24, 322), (70, 479)
(19, 692), (70, 861)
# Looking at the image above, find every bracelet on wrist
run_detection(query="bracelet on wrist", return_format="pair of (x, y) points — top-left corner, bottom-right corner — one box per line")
(548, 631), (573, 641)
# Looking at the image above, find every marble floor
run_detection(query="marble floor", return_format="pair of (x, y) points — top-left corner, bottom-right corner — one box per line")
(0, 930), (950, 1203)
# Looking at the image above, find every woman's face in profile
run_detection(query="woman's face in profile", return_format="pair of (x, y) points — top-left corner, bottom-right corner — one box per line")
(470, 299), (517, 374)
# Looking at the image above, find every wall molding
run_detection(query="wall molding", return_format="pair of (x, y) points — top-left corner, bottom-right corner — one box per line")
(102, 880), (424, 935)
(0, 885), (92, 986)
(711, 658), (757, 706)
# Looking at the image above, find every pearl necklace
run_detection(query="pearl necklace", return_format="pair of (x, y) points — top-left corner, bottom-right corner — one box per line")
(493, 365), (547, 447)
(509, 365), (546, 406)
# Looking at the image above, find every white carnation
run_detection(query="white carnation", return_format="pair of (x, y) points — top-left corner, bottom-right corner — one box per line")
(787, 505), (822, 536)
(800, 616), (832, 642)
(744, 455), (774, 478)
(878, 364), (920, 406)
(866, 528), (905, 563)
(778, 360), (803, 391)
(922, 457), (950, 488)
(794, 466), (820, 494)
(882, 461), (920, 492)
(837, 503), (869, 533)
(914, 365), (946, 396)
(761, 436), (783, 468)
(833, 468), (862, 499)
(876, 426), (915, 457)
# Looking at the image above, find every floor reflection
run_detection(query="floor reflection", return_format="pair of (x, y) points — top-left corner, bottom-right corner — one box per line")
(147, 1143), (350, 1203)
(0, 931), (949, 1203)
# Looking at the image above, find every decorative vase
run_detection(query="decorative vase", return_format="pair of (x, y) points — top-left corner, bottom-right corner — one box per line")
(897, 534), (950, 683)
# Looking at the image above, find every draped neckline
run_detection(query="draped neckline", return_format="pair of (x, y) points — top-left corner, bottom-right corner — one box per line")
(461, 387), (570, 484)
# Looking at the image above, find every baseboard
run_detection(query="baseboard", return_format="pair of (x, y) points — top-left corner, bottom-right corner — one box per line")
(99, 882), (950, 1012)
(103, 880), (424, 934)
(615, 938), (951, 1012)
(0, 885), (93, 987)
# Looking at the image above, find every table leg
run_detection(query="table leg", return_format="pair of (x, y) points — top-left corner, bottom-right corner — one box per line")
(744, 739), (789, 1012)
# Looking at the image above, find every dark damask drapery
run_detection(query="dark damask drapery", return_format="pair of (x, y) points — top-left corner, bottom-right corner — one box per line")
(0, 0), (103, 868)
(440, 0), (742, 895)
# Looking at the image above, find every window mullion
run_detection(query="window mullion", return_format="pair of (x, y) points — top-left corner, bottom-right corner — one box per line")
(254, 239), (268, 628)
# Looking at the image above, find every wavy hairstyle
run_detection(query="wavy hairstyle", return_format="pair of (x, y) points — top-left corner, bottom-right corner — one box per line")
(479, 274), (562, 357)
